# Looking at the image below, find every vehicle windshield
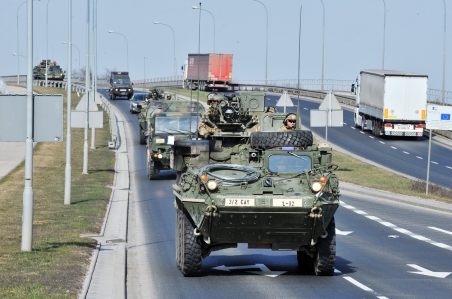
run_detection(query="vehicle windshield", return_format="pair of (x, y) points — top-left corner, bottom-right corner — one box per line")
(112, 75), (131, 84)
(267, 154), (312, 173)
(132, 93), (147, 101)
(154, 116), (201, 135)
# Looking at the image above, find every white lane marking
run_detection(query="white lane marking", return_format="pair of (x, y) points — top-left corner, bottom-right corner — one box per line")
(379, 141), (385, 144)
(336, 229), (353, 235)
(432, 161), (438, 164)
(343, 277), (373, 292)
(303, 108), (308, 110)
(446, 166), (452, 170)
(343, 122), (347, 125)
(360, 131), (365, 134)
(416, 156), (423, 159)
(341, 204), (355, 209)
(403, 151), (410, 154)
(391, 146), (397, 149)
(429, 226), (452, 236)
(407, 264), (452, 278)
(212, 264), (286, 277)
(369, 136), (374, 139)
(334, 269), (342, 274)
(354, 210), (367, 215)
(341, 200), (452, 252)
(351, 127), (356, 130)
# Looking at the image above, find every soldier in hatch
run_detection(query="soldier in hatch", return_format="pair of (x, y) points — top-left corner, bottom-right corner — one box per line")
(278, 113), (297, 131)
(198, 93), (220, 137)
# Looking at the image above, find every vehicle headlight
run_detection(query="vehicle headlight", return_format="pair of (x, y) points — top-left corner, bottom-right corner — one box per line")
(311, 182), (323, 192)
(207, 180), (218, 191)
(157, 153), (163, 159)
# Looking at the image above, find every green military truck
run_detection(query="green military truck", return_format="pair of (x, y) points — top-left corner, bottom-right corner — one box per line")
(146, 111), (203, 179)
(109, 71), (133, 100)
(172, 92), (340, 277)
(33, 59), (65, 81)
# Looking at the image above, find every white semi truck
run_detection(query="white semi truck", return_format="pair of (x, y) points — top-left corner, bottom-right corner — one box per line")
(354, 70), (427, 137)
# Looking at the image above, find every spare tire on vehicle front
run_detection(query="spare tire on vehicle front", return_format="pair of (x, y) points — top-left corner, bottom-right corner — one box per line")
(250, 130), (313, 149)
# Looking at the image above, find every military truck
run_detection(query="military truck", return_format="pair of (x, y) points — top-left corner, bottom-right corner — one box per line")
(172, 92), (340, 277)
(146, 111), (202, 179)
(33, 59), (65, 81)
(109, 71), (133, 100)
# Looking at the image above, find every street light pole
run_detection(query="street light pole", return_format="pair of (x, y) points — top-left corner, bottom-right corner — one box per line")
(192, 6), (215, 53)
(297, 5), (303, 130)
(46, 0), (52, 87)
(83, 0), (90, 174)
(253, 0), (268, 85)
(64, 0), (72, 204)
(108, 30), (129, 71)
(319, 0), (325, 91)
(63, 42), (80, 79)
(16, 1), (28, 85)
(441, 0), (447, 104)
(381, 0), (386, 70)
(153, 21), (177, 76)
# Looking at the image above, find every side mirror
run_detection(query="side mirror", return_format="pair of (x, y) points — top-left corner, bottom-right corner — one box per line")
(132, 82), (134, 86)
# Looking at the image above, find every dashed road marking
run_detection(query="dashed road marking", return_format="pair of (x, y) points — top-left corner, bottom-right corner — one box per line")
(432, 161), (438, 164)
(446, 166), (452, 170)
(360, 131), (365, 134)
(369, 136), (374, 139)
(379, 141), (385, 144)
(391, 146), (397, 149)
(342, 200), (452, 252)
(403, 151), (410, 154)
(336, 269), (388, 298)
(416, 156), (423, 159)
(429, 227), (452, 236)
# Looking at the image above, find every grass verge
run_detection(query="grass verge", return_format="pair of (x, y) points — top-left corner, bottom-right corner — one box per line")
(0, 87), (115, 298)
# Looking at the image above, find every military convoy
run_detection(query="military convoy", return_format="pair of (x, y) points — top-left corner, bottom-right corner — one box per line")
(109, 71), (133, 100)
(33, 59), (65, 81)
(169, 92), (340, 277)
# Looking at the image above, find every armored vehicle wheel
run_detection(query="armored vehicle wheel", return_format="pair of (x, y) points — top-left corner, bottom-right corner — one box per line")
(112, 94), (116, 100)
(176, 208), (182, 269)
(297, 251), (314, 274)
(313, 217), (336, 276)
(250, 130), (313, 149)
(139, 127), (146, 145)
(179, 211), (202, 276)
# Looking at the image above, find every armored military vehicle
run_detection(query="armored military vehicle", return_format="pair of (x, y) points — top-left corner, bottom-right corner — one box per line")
(33, 59), (65, 81)
(172, 92), (340, 277)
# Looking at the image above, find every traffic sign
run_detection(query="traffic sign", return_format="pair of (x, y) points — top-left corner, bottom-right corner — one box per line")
(426, 104), (452, 130)
(276, 91), (293, 113)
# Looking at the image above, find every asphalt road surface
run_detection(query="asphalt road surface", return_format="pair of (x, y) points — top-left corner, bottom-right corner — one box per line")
(99, 89), (452, 298)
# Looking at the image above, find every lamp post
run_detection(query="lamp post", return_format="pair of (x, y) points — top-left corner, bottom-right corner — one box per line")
(46, 0), (53, 87)
(319, 0), (325, 91)
(253, 0), (268, 85)
(441, 0), (447, 104)
(297, 5), (303, 130)
(381, 0), (386, 70)
(192, 6), (215, 53)
(153, 21), (177, 76)
(108, 30), (129, 71)
(63, 41), (80, 79)
(16, 1), (39, 84)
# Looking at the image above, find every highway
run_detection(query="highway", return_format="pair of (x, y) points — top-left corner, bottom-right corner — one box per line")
(265, 94), (452, 189)
(98, 89), (452, 298)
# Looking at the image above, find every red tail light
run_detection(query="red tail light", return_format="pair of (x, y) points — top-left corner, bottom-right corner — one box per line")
(385, 123), (392, 128)
(415, 124), (423, 129)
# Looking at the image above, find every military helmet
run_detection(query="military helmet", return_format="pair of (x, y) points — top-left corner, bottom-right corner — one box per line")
(265, 106), (277, 113)
(283, 113), (297, 125)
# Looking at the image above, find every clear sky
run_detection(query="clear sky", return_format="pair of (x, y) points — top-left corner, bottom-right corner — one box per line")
(1, 0), (450, 91)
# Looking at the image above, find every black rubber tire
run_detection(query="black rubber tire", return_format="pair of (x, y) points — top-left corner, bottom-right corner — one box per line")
(250, 130), (313, 149)
(111, 93), (116, 100)
(176, 208), (182, 269)
(314, 217), (336, 276)
(180, 211), (202, 276)
(297, 250), (314, 274)
(139, 127), (146, 145)
(147, 160), (160, 180)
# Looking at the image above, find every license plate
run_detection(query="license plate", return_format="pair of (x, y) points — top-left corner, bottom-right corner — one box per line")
(120, 89), (126, 91)
(396, 124), (412, 130)
(225, 198), (255, 206)
(273, 198), (303, 207)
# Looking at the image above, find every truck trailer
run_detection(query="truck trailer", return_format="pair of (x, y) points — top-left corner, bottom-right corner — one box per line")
(354, 70), (427, 137)
(183, 53), (233, 91)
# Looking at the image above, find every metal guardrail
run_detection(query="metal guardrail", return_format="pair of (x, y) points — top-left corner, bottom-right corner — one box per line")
(99, 95), (118, 149)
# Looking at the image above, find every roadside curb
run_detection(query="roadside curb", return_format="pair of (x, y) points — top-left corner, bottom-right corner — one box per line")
(340, 181), (452, 214)
(79, 92), (129, 299)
